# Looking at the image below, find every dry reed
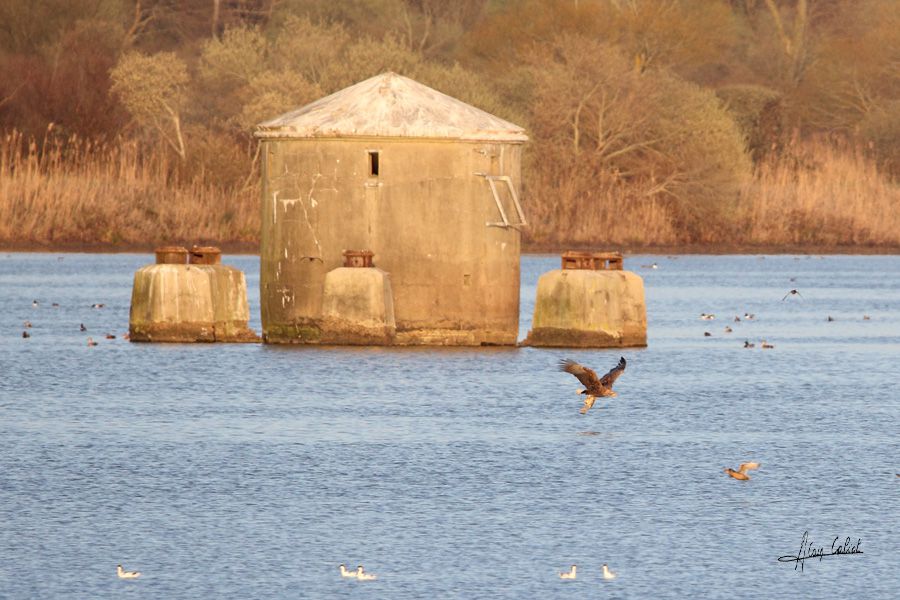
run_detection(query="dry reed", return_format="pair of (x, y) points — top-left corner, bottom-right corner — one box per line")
(737, 139), (900, 246)
(525, 138), (899, 249)
(524, 166), (682, 247)
(1, 131), (897, 251)
(0, 129), (258, 248)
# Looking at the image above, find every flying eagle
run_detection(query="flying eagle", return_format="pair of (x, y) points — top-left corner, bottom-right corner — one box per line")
(558, 357), (627, 414)
(724, 462), (760, 481)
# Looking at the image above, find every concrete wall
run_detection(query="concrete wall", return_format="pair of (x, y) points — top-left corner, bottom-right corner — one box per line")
(129, 264), (258, 342)
(259, 138), (523, 345)
(320, 267), (395, 345)
(523, 269), (647, 348)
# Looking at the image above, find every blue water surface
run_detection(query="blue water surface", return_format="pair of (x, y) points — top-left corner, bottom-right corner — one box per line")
(0, 253), (898, 599)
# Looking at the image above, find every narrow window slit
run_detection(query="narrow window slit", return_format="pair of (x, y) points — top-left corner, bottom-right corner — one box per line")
(368, 151), (380, 176)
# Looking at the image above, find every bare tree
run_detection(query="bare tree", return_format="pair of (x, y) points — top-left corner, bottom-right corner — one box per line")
(762, 0), (810, 83)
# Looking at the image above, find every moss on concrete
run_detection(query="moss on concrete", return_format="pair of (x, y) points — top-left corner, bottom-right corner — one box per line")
(523, 269), (647, 348)
(129, 264), (259, 343)
(318, 267), (396, 345)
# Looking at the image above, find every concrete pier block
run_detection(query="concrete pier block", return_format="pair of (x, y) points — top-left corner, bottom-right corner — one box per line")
(129, 264), (259, 343)
(319, 267), (396, 344)
(523, 269), (647, 348)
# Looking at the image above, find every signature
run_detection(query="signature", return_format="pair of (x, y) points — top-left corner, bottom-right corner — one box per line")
(778, 531), (863, 571)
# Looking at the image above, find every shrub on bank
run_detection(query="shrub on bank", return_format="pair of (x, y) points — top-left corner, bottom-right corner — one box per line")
(525, 36), (751, 245)
(716, 84), (784, 163)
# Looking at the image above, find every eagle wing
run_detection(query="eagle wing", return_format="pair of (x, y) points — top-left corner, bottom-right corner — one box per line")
(558, 359), (600, 390)
(599, 356), (627, 388)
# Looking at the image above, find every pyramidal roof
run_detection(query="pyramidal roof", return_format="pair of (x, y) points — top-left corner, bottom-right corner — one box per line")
(255, 72), (527, 142)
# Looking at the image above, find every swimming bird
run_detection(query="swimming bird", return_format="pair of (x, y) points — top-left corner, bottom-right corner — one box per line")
(87, 337), (98, 347)
(602, 563), (616, 580)
(743, 313), (755, 320)
(559, 356), (627, 415)
(116, 564), (141, 579)
(80, 323), (87, 332)
(105, 333), (116, 339)
(23, 320), (32, 328)
(22, 331), (30, 338)
(743, 340), (755, 348)
(32, 300), (39, 308)
(355, 566), (377, 580)
(52, 303), (59, 307)
(703, 331), (712, 337)
(782, 289), (803, 300)
(91, 303), (105, 309)
(761, 341), (775, 349)
(558, 565), (577, 579)
(863, 315), (871, 320)
(338, 564), (357, 578)
(733, 315), (741, 322)
(724, 326), (733, 333)
(827, 315), (834, 322)
(700, 313), (715, 320)
(724, 462), (760, 481)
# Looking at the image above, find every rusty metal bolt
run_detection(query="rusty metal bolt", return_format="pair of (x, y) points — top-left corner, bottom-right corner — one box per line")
(561, 250), (623, 270)
(342, 249), (374, 268)
(188, 245), (222, 265)
(155, 246), (189, 265)
(561, 250), (593, 270)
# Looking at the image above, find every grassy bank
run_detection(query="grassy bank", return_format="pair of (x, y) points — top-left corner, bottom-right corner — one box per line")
(1, 132), (897, 253)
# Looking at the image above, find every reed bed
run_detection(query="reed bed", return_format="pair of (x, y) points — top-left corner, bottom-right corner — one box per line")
(1, 131), (897, 251)
(523, 166), (682, 247)
(0, 130), (258, 248)
(524, 139), (900, 249)
(737, 140), (900, 246)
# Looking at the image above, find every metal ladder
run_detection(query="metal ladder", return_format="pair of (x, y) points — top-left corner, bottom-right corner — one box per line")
(476, 173), (527, 229)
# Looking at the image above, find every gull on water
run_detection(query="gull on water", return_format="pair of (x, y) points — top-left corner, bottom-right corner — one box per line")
(558, 565), (577, 580)
(117, 565), (140, 579)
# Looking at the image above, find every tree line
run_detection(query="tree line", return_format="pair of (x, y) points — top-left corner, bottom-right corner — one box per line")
(0, 0), (897, 248)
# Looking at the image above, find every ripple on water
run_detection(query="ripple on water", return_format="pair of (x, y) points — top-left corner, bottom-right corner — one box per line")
(1, 253), (899, 599)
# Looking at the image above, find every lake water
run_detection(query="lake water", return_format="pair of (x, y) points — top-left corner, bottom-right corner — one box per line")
(1, 253), (898, 599)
